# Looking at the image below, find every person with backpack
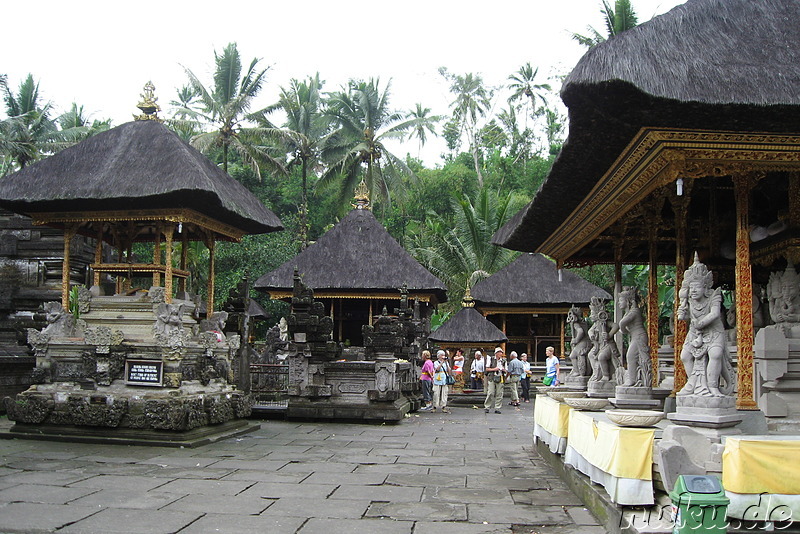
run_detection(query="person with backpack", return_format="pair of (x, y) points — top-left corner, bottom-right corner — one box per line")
(484, 347), (507, 414)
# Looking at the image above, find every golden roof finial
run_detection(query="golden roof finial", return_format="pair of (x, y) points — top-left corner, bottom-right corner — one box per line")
(352, 179), (371, 210)
(134, 81), (162, 122)
(462, 285), (475, 308)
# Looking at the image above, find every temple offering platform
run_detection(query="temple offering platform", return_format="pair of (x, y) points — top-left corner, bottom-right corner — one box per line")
(723, 435), (800, 523)
(533, 394), (572, 454)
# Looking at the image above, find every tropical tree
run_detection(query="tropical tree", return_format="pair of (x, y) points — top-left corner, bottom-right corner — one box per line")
(405, 103), (441, 156)
(57, 103), (110, 139)
(409, 186), (525, 309)
(1, 74), (85, 172)
(508, 63), (551, 109)
(319, 78), (432, 212)
(572, 0), (640, 48)
(438, 68), (492, 186)
(179, 42), (286, 179)
(262, 74), (328, 247)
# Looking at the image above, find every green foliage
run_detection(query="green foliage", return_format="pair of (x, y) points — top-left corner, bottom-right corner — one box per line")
(214, 231), (298, 310)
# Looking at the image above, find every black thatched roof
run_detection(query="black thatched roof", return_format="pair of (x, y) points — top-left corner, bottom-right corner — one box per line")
(494, 0), (800, 252)
(255, 208), (447, 302)
(0, 120), (283, 235)
(428, 306), (507, 344)
(471, 253), (610, 306)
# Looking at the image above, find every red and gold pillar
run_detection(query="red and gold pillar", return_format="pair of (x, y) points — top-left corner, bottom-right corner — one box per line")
(733, 171), (760, 410)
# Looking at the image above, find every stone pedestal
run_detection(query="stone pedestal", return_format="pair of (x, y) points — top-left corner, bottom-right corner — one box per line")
(563, 375), (590, 390)
(586, 380), (616, 398)
(610, 385), (660, 410)
(667, 395), (743, 428)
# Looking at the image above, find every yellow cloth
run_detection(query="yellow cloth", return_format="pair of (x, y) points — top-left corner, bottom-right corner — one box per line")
(723, 438), (800, 494)
(567, 410), (654, 480)
(534, 395), (572, 438)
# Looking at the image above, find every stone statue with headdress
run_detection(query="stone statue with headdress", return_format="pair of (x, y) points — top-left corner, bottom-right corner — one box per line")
(587, 297), (622, 383)
(566, 305), (592, 381)
(676, 253), (735, 397)
(618, 286), (652, 387)
(766, 261), (800, 338)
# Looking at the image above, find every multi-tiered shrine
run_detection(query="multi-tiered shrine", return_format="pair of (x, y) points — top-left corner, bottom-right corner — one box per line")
(0, 85), (283, 445)
(494, 0), (800, 529)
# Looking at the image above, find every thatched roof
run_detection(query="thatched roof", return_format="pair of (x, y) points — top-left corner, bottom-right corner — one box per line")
(428, 306), (507, 344)
(471, 253), (610, 306)
(494, 0), (800, 252)
(0, 120), (282, 235)
(255, 208), (447, 303)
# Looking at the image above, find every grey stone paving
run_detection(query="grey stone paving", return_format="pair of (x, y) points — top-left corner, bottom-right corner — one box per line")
(0, 404), (600, 533)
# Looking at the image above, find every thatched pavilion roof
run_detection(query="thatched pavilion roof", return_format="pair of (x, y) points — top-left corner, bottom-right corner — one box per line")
(428, 306), (507, 345)
(255, 207), (447, 303)
(493, 0), (800, 254)
(0, 120), (282, 236)
(471, 253), (610, 307)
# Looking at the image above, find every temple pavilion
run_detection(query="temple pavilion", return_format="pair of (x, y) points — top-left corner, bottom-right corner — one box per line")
(470, 253), (610, 362)
(494, 0), (800, 411)
(255, 183), (447, 346)
(428, 290), (508, 353)
(0, 83), (282, 313)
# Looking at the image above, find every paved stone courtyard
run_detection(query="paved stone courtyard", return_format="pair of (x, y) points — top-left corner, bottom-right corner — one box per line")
(0, 404), (602, 533)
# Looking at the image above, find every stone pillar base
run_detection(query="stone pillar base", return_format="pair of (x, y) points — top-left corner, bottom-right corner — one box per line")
(564, 375), (590, 390)
(610, 385), (660, 409)
(586, 380), (616, 398)
(667, 395), (743, 428)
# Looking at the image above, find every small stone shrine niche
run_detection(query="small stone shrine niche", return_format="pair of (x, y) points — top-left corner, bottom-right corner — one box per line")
(284, 273), (415, 421)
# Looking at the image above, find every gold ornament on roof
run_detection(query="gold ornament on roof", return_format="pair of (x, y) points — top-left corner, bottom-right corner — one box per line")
(462, 286), (475, 308)
(352, 179), (371, 210)
(134, 81), (163, 122)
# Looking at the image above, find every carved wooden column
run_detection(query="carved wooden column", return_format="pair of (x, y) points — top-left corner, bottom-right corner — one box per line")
(560, 314), (566, 361)
(648, 227), (660, 387)
(93, 224), (103, 288)
(790, 173), (800, 228)
(163, 226), (174, 304)
(61, 224), (78, 310)
(613, 240), (624, 355)
(206, 235), (215, 316)
(733, 171), (761, 410)
(153, 224), (162, 288)
(179, 230), (188, 294)
(672, 193), (690, 394)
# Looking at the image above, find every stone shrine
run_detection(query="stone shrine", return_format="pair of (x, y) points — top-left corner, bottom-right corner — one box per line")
(3, 289), (253, 445)
(285, 272), (420, 422)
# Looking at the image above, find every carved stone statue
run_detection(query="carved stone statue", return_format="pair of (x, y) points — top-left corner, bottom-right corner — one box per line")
(41, 302), (77, 337)
(153, 302), (186, 351)
(766, 262), (800, 338)
(677, 254), (735, 397)
(566, 305), (591, 380)
(618, 287), (652, 387)
(200, 311), (228, 342)
(279, 317), (289, 342)
(587, 297), (622, 383)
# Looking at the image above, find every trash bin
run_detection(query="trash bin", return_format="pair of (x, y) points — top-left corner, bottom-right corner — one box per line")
(670, 474), (729, 533)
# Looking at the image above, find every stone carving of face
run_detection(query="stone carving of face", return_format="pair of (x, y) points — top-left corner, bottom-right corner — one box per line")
(781, 279), (799, 301)
(45, 305), (63, 324)
(689, 281), (705, 301)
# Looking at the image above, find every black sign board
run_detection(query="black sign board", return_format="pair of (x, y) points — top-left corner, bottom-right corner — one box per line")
(125, 360), (163, 386)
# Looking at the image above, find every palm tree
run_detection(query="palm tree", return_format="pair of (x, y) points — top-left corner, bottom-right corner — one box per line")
(179, 42), (286, 179)
(405, 103), (441, 157)
(438, 68), (492, 186)
(409, 186), (525, 309)
(508, 63), (551, 108)
(319, 78), (429, 211)
(264, 74), (328, 247)
(1, 74), (85, 171)
(572, 0), (640, 48)
(57, 103), (111, 139)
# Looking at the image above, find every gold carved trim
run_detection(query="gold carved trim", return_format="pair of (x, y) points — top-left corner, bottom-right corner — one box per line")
(478, 306), (570, 315)
(540, 128), (800, 261)
(267, 291), (433, 303)
(30, 208), (245, 241)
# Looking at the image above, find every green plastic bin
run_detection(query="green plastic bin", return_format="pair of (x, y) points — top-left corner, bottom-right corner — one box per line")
(670, 475), (729, 533)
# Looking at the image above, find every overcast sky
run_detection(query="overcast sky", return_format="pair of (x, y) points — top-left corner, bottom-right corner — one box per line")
(2, 0), (685, 165)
